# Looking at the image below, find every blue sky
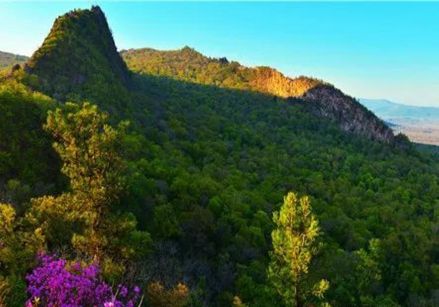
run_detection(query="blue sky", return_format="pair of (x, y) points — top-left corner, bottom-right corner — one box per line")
(0, 1), (438, 106)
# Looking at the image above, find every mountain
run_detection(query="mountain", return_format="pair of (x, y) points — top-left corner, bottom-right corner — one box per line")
(121, 47), (322, 97)
(360, 98), (439, 121)
(25, 11), (394, 143)
(24, 6), (131, 109)
(122, 47), (394, 142)
(1, 6), (439, 306)
(0, 51), (28, 68)
(360, 98), (439, 145)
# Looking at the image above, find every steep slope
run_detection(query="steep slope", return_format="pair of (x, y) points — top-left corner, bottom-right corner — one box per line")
(122, 47), (394, 142)
(0, 51), (28, 68)
(25, 6), (130, 107)
(303, 86), (394, 142)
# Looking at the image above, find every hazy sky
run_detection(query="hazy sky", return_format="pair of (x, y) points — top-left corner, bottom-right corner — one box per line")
(0, 1), (438, 106)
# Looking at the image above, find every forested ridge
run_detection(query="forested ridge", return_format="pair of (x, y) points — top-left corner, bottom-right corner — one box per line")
(0, 6), (438, 307)
(122, 47), (394, 142)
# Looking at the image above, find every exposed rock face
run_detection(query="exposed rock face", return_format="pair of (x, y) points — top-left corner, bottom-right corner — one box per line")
(25, 6), (130, 101)
(250, 67), (321, 98)
(303, 85), (394, 142)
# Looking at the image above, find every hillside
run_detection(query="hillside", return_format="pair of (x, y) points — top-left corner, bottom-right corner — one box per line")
(121, 47), (322, 97)
(0, 51), (28, 68)
(360, 98), (439, 145)
(122, 47), (394, 142)
(0, 6), (438, 307)
(24, 6), (131, 111)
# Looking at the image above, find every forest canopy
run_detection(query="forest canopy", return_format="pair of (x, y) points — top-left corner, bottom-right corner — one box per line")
(0, 6), (438, 307)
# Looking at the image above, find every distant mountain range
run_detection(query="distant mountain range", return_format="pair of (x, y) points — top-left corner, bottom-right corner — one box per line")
(0, 50), (28, 68)
(360, 98), (439, 121)
(359, 98), (439, 145)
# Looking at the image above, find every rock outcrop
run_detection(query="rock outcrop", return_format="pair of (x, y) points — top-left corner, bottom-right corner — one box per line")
(303, 85), (394, 142)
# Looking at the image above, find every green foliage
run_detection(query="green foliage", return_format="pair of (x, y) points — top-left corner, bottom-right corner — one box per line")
(45, 102), (126, 214)
(0, 203), (44, 306)
(122, 47), (322, 97)
(25, 6), (131, 111)
(268, 192), (329, 306)
(0, 80), (61, 208)
(30, 102), (150, 279)
(0, 6), (438, 306)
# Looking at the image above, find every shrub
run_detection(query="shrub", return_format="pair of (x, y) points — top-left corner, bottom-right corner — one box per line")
(26, 254), (142, 307)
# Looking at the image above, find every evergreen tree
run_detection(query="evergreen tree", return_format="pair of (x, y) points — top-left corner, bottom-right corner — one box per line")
(268, 192), (329, 306)
(31, 102), (150, 278)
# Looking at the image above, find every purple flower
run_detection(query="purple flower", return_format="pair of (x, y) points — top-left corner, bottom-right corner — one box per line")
(26, 254), (142, 307)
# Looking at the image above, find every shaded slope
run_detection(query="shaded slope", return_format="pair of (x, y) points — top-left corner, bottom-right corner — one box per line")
(0, 77), (63, 207)
(122, 47), (395, 142)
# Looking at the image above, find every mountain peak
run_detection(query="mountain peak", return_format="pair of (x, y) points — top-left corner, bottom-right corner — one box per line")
(25, 6), (130, 103)
(91, 4), (104, 14)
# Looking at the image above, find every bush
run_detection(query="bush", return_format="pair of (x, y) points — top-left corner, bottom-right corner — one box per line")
(26, 254), (142, 307)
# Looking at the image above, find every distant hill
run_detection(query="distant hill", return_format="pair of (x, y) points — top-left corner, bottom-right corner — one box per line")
(122, 47), (394, 142)
(360, 98), (439, 121)
(360, 98), (439, 145)
(0, 50), (28, 68)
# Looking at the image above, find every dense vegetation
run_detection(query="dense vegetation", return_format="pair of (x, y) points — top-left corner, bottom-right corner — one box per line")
(25, 6), (131, 112)
(122, 47), (394, 143)
(121, 47), (322, 98)
(1, 6), (439, 307)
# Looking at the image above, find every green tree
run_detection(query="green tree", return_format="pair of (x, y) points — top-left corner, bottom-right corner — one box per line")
(0, 203), (44, 306)
(268, 192), (329, 307)
(31, 102), (150, 278)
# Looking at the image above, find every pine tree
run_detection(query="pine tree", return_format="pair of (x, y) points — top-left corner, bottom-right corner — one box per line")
(30, 102), (150, 278)
(268, 192), (329, 307)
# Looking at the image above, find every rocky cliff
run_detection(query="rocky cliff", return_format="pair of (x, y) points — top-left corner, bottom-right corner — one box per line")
(303, 85), (394, 142)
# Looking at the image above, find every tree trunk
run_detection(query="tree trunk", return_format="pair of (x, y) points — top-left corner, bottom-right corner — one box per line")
(295, 284), (303, 307)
